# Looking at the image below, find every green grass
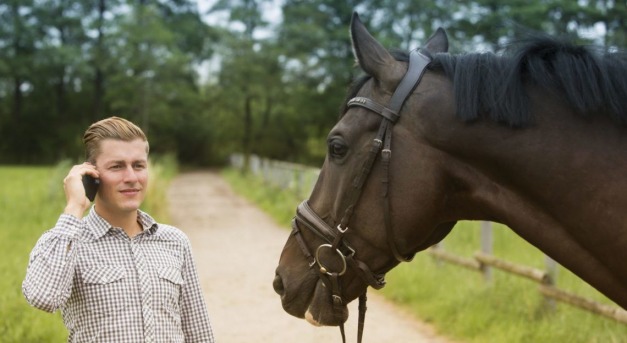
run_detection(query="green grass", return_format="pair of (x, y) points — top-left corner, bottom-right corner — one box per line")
(143, 153), (179, 222)
(222, 168), (301, 226)
(0, 164), (70, 342)
(221, 167), (627, 343)
(0, 158), (176, 342)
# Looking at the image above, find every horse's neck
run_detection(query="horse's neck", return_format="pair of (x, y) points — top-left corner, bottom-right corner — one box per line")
(442, 101), (627, 228)
(429, 100), (627, 308)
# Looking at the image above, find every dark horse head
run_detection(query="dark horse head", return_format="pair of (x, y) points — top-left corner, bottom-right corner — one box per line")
(274, 12), (627, 327)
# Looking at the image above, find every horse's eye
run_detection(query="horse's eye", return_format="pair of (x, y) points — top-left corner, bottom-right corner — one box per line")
(328, 139), (348, 158)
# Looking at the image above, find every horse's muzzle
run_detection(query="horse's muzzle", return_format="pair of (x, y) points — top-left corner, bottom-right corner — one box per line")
(273, 273), (285, 296)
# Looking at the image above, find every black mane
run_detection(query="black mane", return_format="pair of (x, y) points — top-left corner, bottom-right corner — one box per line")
(345, 37), (627, 128)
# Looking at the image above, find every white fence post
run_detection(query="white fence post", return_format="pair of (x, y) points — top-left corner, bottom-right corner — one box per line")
(481, 221), (493, 282)
(544, 255), (558, 311)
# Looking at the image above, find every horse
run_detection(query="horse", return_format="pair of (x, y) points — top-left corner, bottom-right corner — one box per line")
(273, 11), (627, 338)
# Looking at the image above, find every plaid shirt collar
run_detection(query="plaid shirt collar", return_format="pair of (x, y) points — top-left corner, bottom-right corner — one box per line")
(85, 206), (159, 239)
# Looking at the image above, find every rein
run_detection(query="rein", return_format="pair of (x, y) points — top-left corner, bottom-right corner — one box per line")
(291, 48), (432, 342)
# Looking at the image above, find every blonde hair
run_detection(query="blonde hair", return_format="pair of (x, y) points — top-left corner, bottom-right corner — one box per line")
(83, 116), (149, 163)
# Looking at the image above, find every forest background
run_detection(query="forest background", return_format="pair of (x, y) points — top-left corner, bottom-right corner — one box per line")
(0, 0), (624, 165)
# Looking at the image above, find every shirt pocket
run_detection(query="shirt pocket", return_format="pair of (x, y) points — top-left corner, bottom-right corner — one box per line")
(82, 265), (128, 315)
(156, 266), (185, 310)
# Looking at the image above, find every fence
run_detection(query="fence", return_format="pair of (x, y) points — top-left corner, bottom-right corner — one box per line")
(229, 153), (627, 325)
(229, 154), (319, 199)
(429, 243), (627, 324)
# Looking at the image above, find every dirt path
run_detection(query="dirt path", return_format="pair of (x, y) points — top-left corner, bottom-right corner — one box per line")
(167, 171), (455, 343)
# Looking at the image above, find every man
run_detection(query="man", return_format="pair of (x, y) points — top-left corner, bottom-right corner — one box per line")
(22, 116), (215, 342)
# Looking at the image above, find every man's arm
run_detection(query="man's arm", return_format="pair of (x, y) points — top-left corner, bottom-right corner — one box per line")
(22, 215), (81, 312)
(22, 163), (96, 312)
(180, 236), (215, 342)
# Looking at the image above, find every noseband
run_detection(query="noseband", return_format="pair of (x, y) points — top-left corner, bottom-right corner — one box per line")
(291, 48), (432, 342)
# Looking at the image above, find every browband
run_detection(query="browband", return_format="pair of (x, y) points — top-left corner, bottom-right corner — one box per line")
(347, 49), (431, 122)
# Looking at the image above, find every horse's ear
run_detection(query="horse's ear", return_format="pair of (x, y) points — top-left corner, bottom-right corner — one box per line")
(350, 12), (401, 84)
(423, 28), (448, 54)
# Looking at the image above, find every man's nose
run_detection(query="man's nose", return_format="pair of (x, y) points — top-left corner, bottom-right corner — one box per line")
(122, 166), (139, 182)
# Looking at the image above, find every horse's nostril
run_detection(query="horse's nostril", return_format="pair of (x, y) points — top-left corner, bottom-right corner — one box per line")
(273, 273), (285, 296)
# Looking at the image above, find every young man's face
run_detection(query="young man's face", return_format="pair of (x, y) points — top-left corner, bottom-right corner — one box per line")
(94, 138), (149, 216)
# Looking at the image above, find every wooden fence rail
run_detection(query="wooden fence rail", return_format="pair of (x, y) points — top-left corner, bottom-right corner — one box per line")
(229, 153), (627, 325)
(427, 247), (627, 324)
(475, 251), (550, 284)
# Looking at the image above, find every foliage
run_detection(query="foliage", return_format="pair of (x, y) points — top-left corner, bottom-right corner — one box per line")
(142, 153), (179, 222)
(222, 167), (627, 343)
(0, 166), (68, 342)
(0, 160), (176, 342)
(0, 0), (218, 165)
(0, 1), (623, 166)
(222, 167), (298, 225)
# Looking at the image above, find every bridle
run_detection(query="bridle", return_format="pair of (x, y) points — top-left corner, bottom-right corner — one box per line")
(290, 48), (432, 342)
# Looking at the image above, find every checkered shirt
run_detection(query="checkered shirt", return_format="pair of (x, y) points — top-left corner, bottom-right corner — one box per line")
(22, 207), (215, 343)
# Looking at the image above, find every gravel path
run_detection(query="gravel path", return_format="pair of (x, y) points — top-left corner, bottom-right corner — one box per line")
(167, 170), (456, 343)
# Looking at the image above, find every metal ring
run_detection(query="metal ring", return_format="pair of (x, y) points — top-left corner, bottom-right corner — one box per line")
(315, 244), (347, 276)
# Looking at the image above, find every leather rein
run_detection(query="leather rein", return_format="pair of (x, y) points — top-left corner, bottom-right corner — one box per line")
(291, 48), (432, 342)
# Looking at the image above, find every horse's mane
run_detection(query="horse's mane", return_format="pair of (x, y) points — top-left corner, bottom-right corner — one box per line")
(344, 36), (627, 128)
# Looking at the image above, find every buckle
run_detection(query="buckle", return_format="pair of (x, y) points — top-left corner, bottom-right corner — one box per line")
(336, 224), (348, 233)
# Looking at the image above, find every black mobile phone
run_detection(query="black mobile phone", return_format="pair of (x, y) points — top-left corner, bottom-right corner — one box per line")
(82, 174), (100, 202)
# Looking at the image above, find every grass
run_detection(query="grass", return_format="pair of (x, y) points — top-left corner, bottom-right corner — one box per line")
(0, 157), (176, 342)
(221, 167), (627, 343)
(0, 165), (67, 342)
(143, 153), (179, 222)
(222, 168), (300, 226)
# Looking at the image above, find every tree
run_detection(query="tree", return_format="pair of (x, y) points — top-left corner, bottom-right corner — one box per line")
(0, 0), (37, 123)
(106, 0), (217, 163)
(365, 0), (455, 50)
(0, 0), (218, 164)
(205, 0), (293, 166)
(0, 0), (622, 165)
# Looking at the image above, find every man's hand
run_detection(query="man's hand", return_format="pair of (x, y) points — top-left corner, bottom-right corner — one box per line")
(63, 163), (99, 219)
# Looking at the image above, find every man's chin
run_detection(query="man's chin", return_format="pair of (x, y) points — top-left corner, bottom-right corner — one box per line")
(118, 197), (145, 211)
(95, 201), (142, 215)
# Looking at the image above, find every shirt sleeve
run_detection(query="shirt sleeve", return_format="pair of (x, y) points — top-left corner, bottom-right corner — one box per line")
(179, 235), (215, 342)
(22, 214), (82, 313)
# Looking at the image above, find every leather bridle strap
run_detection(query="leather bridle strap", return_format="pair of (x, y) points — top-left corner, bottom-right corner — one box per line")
(346, 49), (431, 262)
(346, 49), (431, 124)
(294, 202), (386, 289)
(292, 48), (432, 343)
(387, 49), (431, 113)
(292, 204), (383, 343)
(331, 48), (430, 231)
(357, 292), (367, 343)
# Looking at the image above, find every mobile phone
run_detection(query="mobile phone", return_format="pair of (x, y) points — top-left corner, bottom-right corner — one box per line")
(82, 174), (100, 202)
